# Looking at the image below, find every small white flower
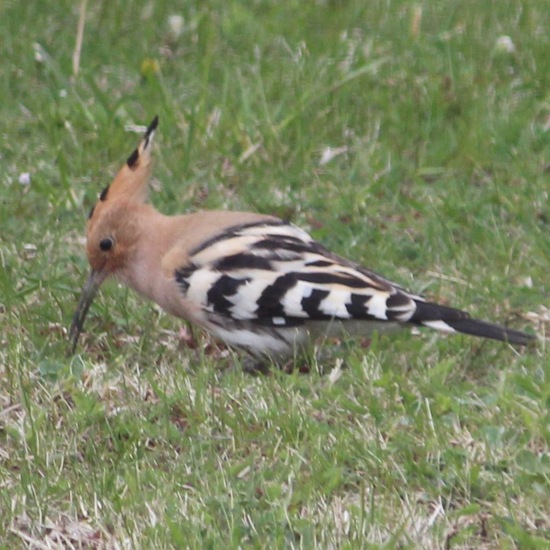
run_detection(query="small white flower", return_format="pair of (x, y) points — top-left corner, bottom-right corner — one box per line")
(18, 172), (31, 186)
(168, 15), (184, 39)
(33, 42), (45, 63)
(495, 35), (515, 54)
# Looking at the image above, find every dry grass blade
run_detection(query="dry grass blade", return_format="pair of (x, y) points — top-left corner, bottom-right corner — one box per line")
(72, 0), (88, 79)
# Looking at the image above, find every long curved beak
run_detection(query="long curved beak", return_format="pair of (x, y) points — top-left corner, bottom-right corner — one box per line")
(69, 269), (106, 354)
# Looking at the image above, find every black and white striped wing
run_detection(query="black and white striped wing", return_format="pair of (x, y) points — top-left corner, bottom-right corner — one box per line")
(175, 220), (418, 327)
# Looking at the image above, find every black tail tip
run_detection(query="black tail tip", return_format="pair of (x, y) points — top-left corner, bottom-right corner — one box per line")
(447, 318), (537, 346)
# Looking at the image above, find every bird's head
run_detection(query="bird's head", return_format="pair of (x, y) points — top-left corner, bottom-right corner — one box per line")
(69, 115), (159, 352)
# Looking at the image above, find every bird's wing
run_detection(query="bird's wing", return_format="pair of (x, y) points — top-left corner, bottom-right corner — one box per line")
(174, 219), (420, 327)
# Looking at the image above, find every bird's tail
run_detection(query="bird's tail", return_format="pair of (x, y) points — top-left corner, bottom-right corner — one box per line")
(410, 300), (535, 346)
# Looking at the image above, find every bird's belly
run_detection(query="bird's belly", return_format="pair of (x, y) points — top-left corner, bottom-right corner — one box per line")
(205, 318), (308, 360)
(203, 316), (401, 360)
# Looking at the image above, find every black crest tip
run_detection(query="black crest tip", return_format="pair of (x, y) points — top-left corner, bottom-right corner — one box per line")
(145, 115), (159, 139)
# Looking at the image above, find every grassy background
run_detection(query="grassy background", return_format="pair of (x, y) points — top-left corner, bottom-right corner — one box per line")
(1, 0), (549, 547)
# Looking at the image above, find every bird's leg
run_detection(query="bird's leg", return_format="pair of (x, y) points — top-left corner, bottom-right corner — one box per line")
(241, 357), (272, 376)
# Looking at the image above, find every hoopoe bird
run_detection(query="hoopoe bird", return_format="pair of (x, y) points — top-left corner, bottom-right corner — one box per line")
(70, 116), (535, 367)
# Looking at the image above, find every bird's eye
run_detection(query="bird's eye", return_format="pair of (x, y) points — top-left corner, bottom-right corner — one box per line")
(99, 237), (114, 252)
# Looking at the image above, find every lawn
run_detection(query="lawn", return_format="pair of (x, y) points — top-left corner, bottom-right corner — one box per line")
(1, 0), (549, 547)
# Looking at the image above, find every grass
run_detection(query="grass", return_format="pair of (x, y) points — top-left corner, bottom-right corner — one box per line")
(1, 0), (549, 547)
